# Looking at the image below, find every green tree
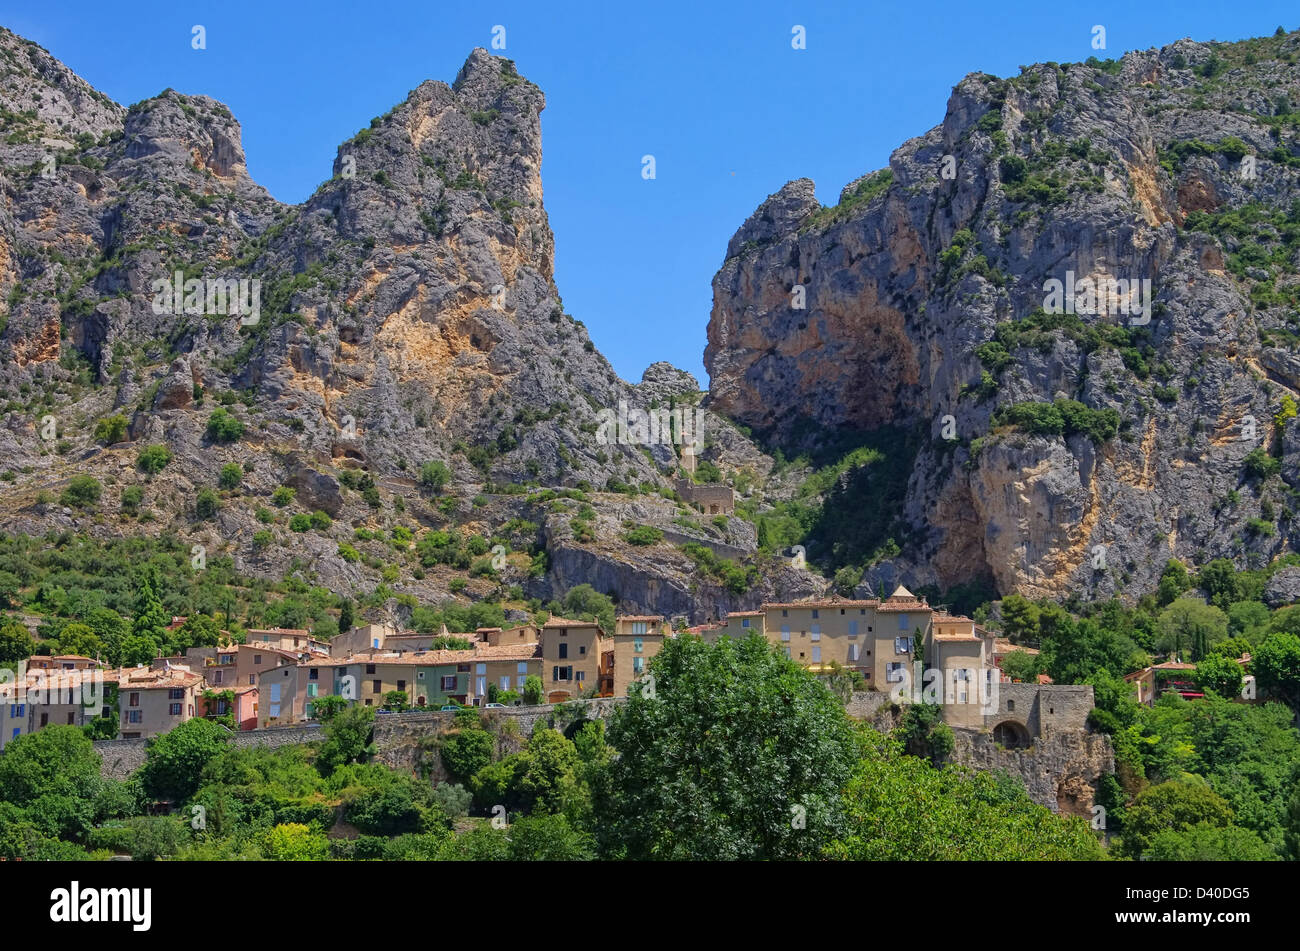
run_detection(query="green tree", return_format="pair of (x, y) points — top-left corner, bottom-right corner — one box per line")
(1253, 632), (1300, 716)
(136, 444), (173, 475)
(522, 674), (543, 705)
(1000, 594), (1041, 643)
(999, 649), (1043, 683)
(0, 620), (35, 664)
(206, 408), (245, 443)
(310, 694), (348, 722)
(316, 705), (375, 773)
(60, 475), (102, 508)
(440, 729), (495, 784)
(262, 823), (328, 860)
(827, 728), (1105, 860)
(218, 463), (243, 490)
(0, 726), (104, 841)
(195, 487), (220, 519)
(93, 414), (128, 445)
(52, 622), (103, 658)
(596, 633), (856, 859)
(560, 584), (616, 634)
(1156, 597), (1228, 661)
(1146, 822), (1278, 861)
(130, 568), (168, 651)
(1120, 780), (1236, 859)
(139, 718), (230, 802)
(1195, 653), (1244, 699)
(419, 460), (451, 492)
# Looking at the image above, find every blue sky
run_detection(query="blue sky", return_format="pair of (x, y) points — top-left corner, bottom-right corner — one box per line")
(4, 1), (1297, 384)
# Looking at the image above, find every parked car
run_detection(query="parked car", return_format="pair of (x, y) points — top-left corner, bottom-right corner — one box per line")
(484, 702), (506, 708)
(439, 704), (459, 711)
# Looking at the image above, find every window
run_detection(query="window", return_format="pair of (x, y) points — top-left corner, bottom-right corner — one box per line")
(633, 638), (644, 653)
(782, 609), (788, 618)
(441, 676), (457, 691)
(67, 712), (75, 725)
(365, 664), (376, 674)
(810, 625), (821, 642)
(128, 710), (143, 724)
(576, 670), (585, 683)
(248, 675), (255, 685)
(632, 621), (647, 635)
(886, 662), (906, 682)
(848, 643), (860, 662)
(848, 620), (858, 637)
(558, 643), (568, 659)
(741, 618), (750, 629)
(39, 713), (48, 726)
(579, 645), (586, 655)
(270, 703), (280, 717)
(168, 688), (183, 700)
(812, 609), (819, 619)
(633, 657), (644, 674)
(417, 671), (424, 680)
(1007, 700), (1015, 711)
(307, 684), (318, 697)
(783, 647), (791, 659)
(309, 668), (319, 680)
(457, 664), (471, 673)
(839, 608), (845, 615)
(169, 703), (182, 716)
(477, 676), (486, 697)
(499, 676), (510, 690)
(895, 637), (911, 654)
(811, 646), (822, 663)
(898, 614), (909, 631)
(396, 679), (406, 691)
(128, 692), (140, 708)
(254, 654), (263, 665)
(781, 626), (791, 642)
(213, 670), (223, 684)
(372, 680), (382, 695)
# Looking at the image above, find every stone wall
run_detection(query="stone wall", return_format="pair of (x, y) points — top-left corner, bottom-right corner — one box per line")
(94, 701), (623, 779)
(95, 723), (325, 780)
(673, 480), (735, 515)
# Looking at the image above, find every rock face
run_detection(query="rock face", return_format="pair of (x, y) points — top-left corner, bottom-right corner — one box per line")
(0, 27), (780, 621)
(706, 34), (1300, 599)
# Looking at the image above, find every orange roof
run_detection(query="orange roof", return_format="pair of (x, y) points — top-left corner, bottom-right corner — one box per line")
(543, 616), (600, 628)
(762, 599), (880, 609)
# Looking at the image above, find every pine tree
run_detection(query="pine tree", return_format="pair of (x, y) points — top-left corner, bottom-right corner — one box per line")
(756, 517), (771, 551)
(339, 599), (354, 635)
(130, 567), (169, 655)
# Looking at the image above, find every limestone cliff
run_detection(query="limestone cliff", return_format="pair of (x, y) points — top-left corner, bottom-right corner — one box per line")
(707, 33), (1300, 600)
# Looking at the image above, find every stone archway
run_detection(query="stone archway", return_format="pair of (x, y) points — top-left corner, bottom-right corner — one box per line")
(992, 720), (1031, 750)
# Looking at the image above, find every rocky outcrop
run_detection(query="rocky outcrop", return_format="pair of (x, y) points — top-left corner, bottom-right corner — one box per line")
(706, 33), (1300, 600)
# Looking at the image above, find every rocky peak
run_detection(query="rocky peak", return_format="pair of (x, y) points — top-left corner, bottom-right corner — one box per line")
(0, 27), (123, 141)
(122, 91), (259, 188)
(724, 178), (818, 260)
